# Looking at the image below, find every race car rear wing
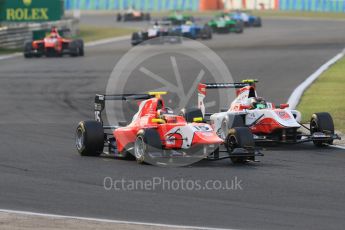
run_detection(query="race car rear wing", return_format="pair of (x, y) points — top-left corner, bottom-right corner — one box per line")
(198, 79), (258, 116)
(94, 94), (153, 124)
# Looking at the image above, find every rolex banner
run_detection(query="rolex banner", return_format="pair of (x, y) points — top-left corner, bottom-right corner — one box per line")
(0, 0), (64, 22)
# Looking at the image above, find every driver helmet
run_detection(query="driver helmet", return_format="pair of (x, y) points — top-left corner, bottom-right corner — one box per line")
(185, 20), (193, 25)
(249, 97), (267, 109)
(157, 108), (173, 118)
(50, 26), (58, 33)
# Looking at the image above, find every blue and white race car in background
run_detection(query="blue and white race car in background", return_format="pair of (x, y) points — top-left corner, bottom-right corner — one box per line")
(172, 21), (212, 40)
(231, 11), (262, 27)
(131, 21), (182, 46)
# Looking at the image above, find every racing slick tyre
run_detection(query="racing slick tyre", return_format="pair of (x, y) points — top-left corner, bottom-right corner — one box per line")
(76, 121), (104, 156)
(76, 39), (84, 56)
(221, 115), (245, 139)
(235, 21), (244, 33)
(131, 32), (142, 46)
(24, 42), (33, 58)
(254, 17), (262, 27)
(69, 40), (80, 57)
(310, 112), (334, 147)
(144, 13), (151, 21)
(225, 127), (254, 164)
(180, 107), (204, 123)
(134, 129), (162, 164)
(201, 25), (212, 40)
(116, 13), (122, 22)
(124, 14), (131, 22)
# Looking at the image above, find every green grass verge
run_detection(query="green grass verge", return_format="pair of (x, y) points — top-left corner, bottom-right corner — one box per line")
(78, 25), (135, 42)
(297, 58), (345, 133)
(0, 48), (21, 55)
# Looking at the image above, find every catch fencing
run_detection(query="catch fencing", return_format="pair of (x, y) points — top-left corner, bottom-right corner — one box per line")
(222, 0), (345, 12)
(64, 0), (200, 11)
(279, 0), (345, 12)
(64, 0), (345, 12)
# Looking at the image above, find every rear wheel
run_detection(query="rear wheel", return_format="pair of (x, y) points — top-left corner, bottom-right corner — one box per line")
(225, 127), (254, 164)
(310, 112), (334, 147)
(76, 121), (104, 156)
(180, 107), (203, 123)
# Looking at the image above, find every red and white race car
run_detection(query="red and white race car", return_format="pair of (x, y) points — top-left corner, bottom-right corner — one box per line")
(24, 27), (84, 58)
(198, 79), (340, 146)
(75, 92), (262, 165)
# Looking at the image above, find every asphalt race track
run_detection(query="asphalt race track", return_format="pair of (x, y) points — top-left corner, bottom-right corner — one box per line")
(1, 17), (345, 230)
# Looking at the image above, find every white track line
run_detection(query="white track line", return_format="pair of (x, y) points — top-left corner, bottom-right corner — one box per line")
(287, 48), (345, 109)
(0, 209), (235, 230)
(85, 35), (129, 47)
(0, 53), (21, 60)
(330, 145), (345, 150)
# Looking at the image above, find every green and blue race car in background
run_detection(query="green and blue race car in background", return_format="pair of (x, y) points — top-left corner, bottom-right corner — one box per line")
(208, 14), (244, 34)
(163, 11), (195, 25)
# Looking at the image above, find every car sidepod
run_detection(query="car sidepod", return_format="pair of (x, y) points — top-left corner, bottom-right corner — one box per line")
(246, 109), (301, 134)
(163, 124), (222, 150)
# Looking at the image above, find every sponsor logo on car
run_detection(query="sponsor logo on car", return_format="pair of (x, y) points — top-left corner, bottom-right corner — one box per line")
(276, 110), (290, 120)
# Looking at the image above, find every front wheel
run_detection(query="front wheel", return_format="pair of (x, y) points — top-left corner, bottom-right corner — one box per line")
(310, 112), (334, 147)
(131, 32), (142, 46)
(144, 13), (151, 21)
(134, 134), (148, 164)
(116, 13), (122, 22)
(235, 22), (244, 33)
(134, 129), (162, 164)
(225, 127), (254, 164)
(221, 115), (245, 139)
(24, 42), (33, 58)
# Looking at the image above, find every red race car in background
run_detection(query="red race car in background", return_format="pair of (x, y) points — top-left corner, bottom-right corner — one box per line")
(116, 8), (151, 22)
(24, 27), (84, 58)
(75, 92), (262, 166)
